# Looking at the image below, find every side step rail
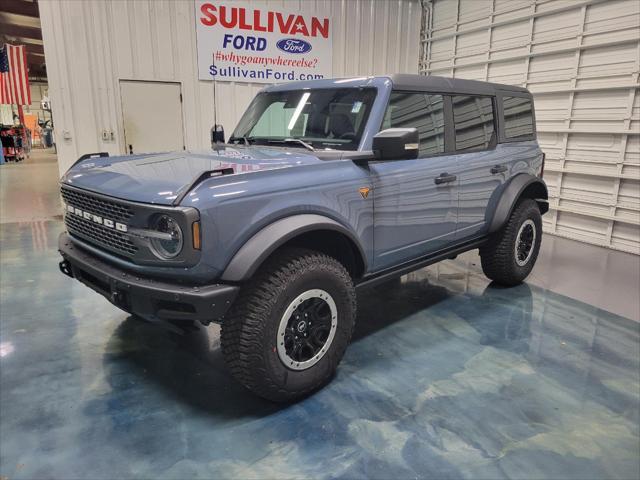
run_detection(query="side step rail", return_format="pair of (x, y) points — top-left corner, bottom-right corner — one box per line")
(356, 237), (487, 290)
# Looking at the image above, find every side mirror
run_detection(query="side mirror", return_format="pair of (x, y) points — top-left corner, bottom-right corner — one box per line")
(211, 124), (225, 146)
(372, 128), (419, 160)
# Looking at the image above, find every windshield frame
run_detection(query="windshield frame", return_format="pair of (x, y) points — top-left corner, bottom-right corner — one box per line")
(230, 87), (378, 152)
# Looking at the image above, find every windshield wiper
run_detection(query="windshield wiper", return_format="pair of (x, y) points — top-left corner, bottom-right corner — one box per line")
(266, 138), (315, 151)
(229, 135), (252, 146)
(283, 138), (315, 151)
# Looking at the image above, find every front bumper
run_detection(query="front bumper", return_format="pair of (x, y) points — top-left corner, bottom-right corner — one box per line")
(58, 233), (238, 324)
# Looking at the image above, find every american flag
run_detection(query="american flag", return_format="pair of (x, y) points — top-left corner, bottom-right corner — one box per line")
(0, 44), (31, 106)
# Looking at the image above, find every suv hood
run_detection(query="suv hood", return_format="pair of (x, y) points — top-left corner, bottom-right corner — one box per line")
(61, 146), (324, 205)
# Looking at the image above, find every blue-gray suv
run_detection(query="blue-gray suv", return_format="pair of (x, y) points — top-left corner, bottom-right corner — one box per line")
(58, 75), (548, 401)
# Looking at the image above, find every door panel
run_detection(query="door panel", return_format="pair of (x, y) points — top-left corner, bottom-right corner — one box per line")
(371, 91), (457, 270)
(451, 95), (503, 239)
(120, 81), (184, 155)
(455, 148), (505, 239)
(371, 156), (458, 270)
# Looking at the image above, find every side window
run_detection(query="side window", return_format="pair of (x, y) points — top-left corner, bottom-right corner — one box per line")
(452, 96), (495, 152)
(503, 96), (534, 139)
(384, 92), (445, 156)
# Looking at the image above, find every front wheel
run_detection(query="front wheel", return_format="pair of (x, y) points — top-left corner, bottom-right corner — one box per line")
(480, 199), (542, 286)
(221, 248), (356, 402)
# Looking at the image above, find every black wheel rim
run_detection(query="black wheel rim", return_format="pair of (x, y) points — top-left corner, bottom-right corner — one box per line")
(515, 219), (536, 266)
(284, 298), (331, 362)
(277, 289), (337, 370)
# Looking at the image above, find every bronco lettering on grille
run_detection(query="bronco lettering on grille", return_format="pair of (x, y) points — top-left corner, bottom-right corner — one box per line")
(66, 204), (128, 232)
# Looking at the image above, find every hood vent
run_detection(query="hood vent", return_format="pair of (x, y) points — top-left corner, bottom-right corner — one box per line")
(173, 168), (235, 205)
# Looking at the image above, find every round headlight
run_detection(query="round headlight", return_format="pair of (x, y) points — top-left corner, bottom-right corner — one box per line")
(150, 215), (183, 259)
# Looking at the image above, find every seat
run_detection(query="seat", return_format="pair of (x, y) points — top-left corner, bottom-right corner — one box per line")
(306, 113), (328, 137)
(328, 113), (355, 139)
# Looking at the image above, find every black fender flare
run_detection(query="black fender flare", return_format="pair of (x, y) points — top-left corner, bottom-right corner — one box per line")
(487, 174), (548, 233)
(220, 214), (367, 282)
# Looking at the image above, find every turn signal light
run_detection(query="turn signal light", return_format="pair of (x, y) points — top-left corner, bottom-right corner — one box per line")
(192, 221), (201, 250)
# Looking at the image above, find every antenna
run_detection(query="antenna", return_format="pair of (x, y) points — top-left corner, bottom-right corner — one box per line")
(212, 52), (218, 129)
(210, 52), (225, 147)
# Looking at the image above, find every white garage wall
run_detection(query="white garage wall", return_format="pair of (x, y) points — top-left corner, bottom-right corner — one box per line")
(38, 0), (421, 177)
(421, 0), (640, 254)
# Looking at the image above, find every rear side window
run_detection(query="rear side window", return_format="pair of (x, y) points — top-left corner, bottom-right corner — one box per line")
(503, 96), (534, 139)
(452, 96), (495, 152)
(383, 92), (445, 156)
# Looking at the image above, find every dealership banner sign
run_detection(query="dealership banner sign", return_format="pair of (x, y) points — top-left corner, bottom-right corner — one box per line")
(195, 2), (333, 83)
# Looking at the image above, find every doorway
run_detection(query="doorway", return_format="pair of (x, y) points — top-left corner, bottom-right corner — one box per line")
(119, 80), (184, 155)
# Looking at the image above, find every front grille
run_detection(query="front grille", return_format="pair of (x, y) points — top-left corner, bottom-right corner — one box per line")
(65, 213), (138, 256)
(61, 186), (133, 223)
(60, 184), (198, 266)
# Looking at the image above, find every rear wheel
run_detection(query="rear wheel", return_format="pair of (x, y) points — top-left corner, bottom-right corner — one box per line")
(221, 248), (356, 402)
(480, 199), (542, 286)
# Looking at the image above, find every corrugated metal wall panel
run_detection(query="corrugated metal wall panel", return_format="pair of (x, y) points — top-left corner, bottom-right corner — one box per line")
(421, 0), (640, 254)
(39, 0), (420, 176)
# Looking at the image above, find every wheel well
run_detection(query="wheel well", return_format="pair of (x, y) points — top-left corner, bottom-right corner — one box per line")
(274, 229), (366, 279)
(519, 181), (549, 214)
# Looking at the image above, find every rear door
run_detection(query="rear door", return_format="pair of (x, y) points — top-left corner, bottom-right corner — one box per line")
(451, 95), (504, 240)
(370, 92), (459, 271)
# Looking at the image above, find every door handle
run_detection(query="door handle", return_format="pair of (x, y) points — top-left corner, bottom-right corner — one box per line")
(490, 165), (507, 174)
(129, 144), (133, 155)
(434, 173), (457, 185)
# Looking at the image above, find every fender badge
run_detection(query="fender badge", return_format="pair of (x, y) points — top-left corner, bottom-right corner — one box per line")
(359, 187), (371, 199)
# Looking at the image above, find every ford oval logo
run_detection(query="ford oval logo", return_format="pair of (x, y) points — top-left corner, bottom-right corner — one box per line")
(276, 38), (313, 54)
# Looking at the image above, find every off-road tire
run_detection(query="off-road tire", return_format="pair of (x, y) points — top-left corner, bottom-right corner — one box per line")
(480, 199), (542, 286)
(221, 247), (356, 402)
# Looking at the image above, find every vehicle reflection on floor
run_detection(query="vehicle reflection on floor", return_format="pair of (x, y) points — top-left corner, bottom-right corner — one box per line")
(1, 220), (638, 480)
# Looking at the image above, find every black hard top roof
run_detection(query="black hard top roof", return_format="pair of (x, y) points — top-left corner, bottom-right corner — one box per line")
(389, 74), (530, 96)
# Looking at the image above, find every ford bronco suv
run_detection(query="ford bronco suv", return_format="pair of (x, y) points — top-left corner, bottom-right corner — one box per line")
(58, 75), (547, 402)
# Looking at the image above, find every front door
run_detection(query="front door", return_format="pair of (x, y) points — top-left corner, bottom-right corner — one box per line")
(370, 92), (458, 271)
(119, 81), (185, 155)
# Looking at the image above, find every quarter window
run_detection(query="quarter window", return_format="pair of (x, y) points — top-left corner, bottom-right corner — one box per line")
(452, 96), (495, 152)
(383, 92), (445, 156)
(503, 96), (534, 139)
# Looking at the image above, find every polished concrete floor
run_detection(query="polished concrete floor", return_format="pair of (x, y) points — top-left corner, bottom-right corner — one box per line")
(1, 151), (639, 479)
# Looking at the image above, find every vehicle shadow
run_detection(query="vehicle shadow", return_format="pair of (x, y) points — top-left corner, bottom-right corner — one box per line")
(353, 277), (452, 341)
(101, 271), (533, 417)
(102, 317), (284, 418)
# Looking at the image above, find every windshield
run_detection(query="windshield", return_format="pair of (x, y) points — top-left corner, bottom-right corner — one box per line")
(230, 88), (377, 151)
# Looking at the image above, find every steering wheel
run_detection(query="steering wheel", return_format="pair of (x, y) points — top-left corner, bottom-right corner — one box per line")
(339, 132), (356, 140)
